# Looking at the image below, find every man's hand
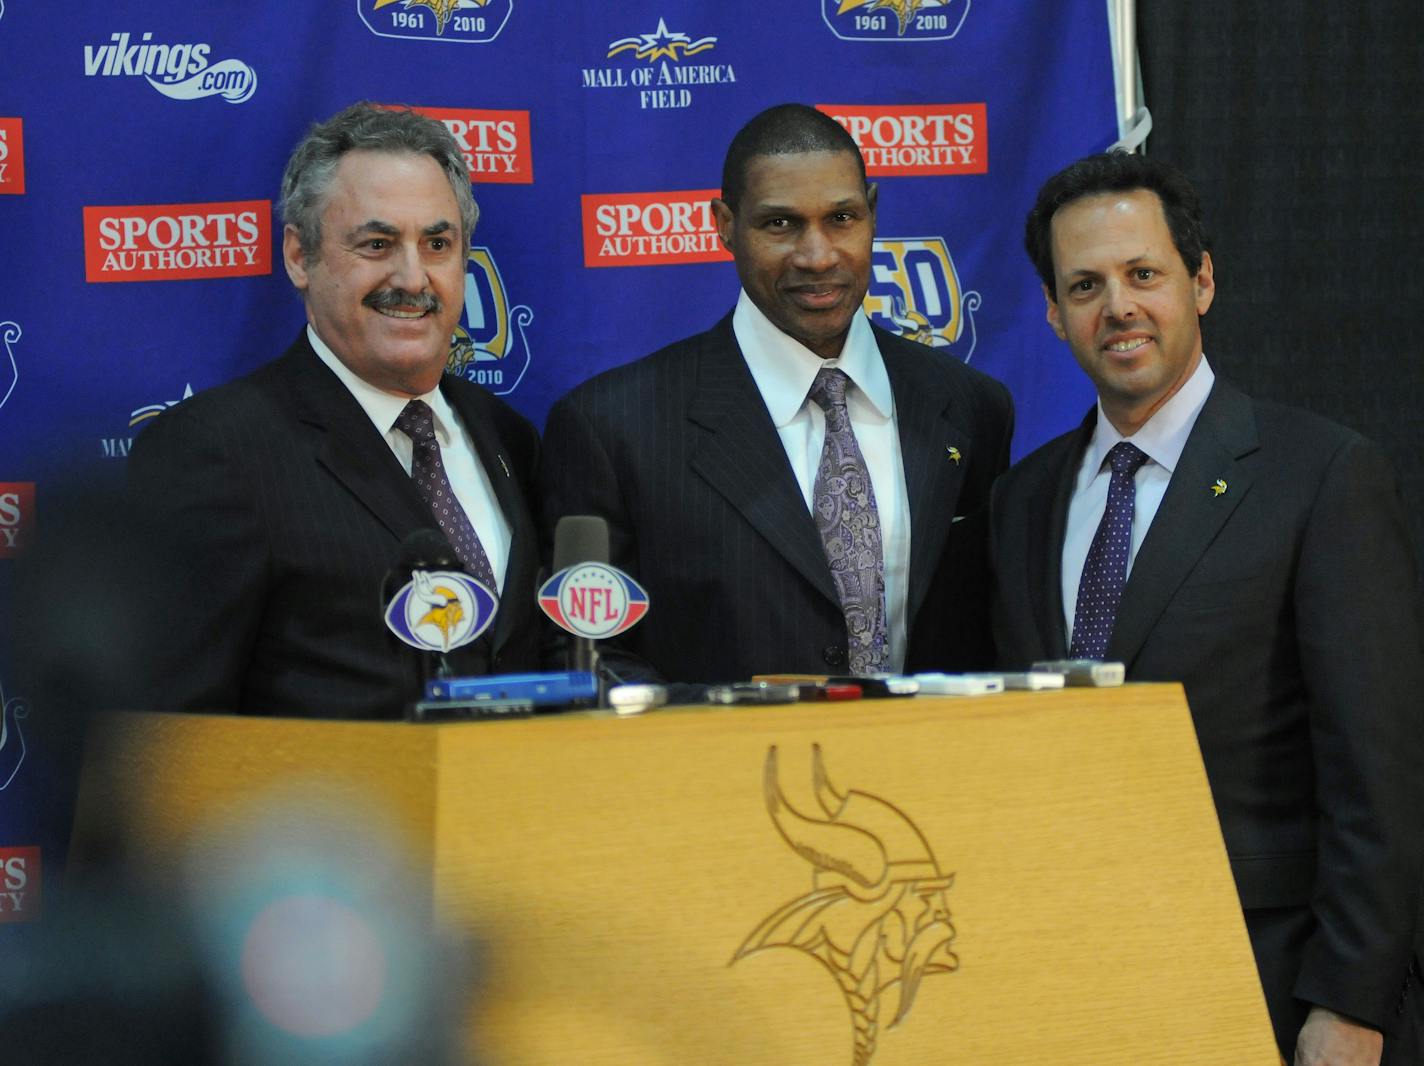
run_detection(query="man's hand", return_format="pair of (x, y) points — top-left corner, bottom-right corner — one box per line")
(1294, 1005), (1383, 1066)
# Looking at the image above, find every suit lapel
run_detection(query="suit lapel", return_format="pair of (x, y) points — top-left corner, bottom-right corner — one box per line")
(686, 319), (840, 607)
(1108, 380), (1260, 666)
(282, 335), (432, 543)
(1035, 414), (1095, 659)
(882, 335), (972, 627)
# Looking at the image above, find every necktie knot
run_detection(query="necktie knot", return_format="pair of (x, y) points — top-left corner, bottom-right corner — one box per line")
(394, 399), (436, 445)
(808, 366), (851, 413)
(1108, 441), (1149, 478)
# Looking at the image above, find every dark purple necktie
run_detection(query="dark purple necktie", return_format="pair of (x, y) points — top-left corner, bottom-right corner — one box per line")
(393, 399), (497, 592)
(1069, 441), (1150, 659)
(809, 366), (887, 676)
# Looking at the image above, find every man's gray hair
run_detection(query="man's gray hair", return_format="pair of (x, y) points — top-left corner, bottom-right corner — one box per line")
(280, 102), (479, 263)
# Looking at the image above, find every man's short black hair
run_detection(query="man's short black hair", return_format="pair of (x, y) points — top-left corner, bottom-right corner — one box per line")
(1025, 150), (1212, 300)
(720, 103), (868, 210)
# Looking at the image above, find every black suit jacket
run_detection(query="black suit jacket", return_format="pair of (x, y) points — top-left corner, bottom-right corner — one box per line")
(990, 377), (1424, 1031)
(539, 314), (1014, 685)
(126, 331), (542, 719)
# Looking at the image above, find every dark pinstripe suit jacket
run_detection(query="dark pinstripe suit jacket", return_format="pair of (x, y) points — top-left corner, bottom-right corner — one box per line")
(126, 331), (542, 719)
(539, 314), (1014, 685)
(990, 379), (1424, 1035)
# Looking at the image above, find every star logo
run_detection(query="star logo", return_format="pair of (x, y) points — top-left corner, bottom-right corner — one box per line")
(607, 18), (716, 63)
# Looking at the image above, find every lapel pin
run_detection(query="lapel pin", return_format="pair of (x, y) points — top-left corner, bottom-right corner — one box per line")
(1210, 478), (1227, 496)
(499, 454), (511, 478)
(947, 446), (962, 465)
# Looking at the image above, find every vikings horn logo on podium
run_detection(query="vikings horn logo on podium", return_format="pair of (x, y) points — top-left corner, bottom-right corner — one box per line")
(734, 745), (958, 1066)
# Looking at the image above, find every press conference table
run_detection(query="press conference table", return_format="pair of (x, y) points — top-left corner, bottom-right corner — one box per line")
(71, 686), (1279, 1065)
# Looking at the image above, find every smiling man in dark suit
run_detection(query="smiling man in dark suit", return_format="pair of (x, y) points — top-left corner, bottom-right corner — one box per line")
(540, 103), (1013, 685)
(126, 103), (541, 718)
(990, 150), (1424, 1065)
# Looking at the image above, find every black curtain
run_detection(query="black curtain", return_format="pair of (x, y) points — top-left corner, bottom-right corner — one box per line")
(1139, 3), (1424, 574)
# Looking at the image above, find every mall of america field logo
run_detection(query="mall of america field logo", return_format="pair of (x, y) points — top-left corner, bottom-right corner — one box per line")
(360, 0), (513, 42)
(582, 18), (735, 109)
(824, 0), (971, 41)
(83, 32), (256, 103)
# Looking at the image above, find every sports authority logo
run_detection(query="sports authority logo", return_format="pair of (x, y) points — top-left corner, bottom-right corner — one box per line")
(0, 847), (42, 923)
(538, 563), (649, 639)
(1, 675), (30, 791)
(83, 32), (256, 103)
(447, 247), (533, 396)
(0, 482), (34, 556)
(0, 117), (24, 194)
(865, 236), (980, 362)
(0, 320), (17, 412)
(823, 0), (971, 41)
(581, 190), (729, 268)
(582, 18), (736, 109)
(405, 106), (532, 183)
(820, 104), (987, 176)
(83, 201), (272, 283)
(734, 746), (958, 1066)
(360, 0), (513, 43)
(385, 570), (496, 652)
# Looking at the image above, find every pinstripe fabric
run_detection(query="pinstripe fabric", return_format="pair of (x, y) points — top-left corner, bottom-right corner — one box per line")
(540, 313), (1014, 685)
(126, 331), (542, 719)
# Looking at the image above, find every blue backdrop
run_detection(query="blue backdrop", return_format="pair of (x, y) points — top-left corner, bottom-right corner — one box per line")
(0, 1), (1117, 925)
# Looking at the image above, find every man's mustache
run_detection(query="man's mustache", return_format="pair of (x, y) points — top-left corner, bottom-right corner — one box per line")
(362, 288), (441, 314)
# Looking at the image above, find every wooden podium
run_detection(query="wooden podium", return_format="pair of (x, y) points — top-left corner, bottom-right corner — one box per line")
(72, 685), (1279, 1065)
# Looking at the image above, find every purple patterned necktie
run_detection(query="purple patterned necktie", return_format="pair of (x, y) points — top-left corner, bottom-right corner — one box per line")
(809, 366), (887, 676)
(1069, 441), (1150, 659)
(393, 399), (498, 592)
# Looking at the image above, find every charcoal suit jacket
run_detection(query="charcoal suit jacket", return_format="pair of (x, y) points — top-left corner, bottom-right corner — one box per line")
(539, 313), (1014, 685)
(989, 376), (1424, 1035)
(125, 330), (542, 719)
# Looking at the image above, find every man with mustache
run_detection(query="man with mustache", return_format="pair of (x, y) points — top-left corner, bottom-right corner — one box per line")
(991, 151), (1423, 1064)
(126, 103), (542, 718)
(540, 103), (1013, 686)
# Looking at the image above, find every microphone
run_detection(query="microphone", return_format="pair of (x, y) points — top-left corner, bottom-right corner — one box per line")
(539, 516), (650, 705)
(383, 530), (498, 682)
(552, 516), (609, 674)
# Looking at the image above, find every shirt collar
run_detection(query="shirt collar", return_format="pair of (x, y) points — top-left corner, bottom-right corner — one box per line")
(307, 324), (454, 443)
(732, 289), (892, 426)
(1086, 354), (1215, 476)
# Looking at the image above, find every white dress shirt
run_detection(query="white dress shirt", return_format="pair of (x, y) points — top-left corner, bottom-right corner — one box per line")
(732, 290), (912, 672)
(1061, 355), (1215, 644)
(308, 325), (512, 592)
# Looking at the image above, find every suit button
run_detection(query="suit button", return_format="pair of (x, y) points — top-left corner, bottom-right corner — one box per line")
(823, 644), (847, 668)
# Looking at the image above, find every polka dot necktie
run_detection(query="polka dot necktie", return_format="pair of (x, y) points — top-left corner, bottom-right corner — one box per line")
(393, 399), (497, 592)
(808, 367), (887, 676)
(1069, 441), (1150, 660)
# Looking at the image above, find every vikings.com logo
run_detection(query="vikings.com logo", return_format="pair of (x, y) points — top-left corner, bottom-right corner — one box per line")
(448, 247), (533, 397)
(735, 746), (958, 1066)
(864, 237), (980, 363)
(361, 0), (514, 42)
(824, 0), (971, 41)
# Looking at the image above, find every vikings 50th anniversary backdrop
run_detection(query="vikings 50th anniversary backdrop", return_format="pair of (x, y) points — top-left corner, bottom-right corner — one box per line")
(0, 2), (1117, 909)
